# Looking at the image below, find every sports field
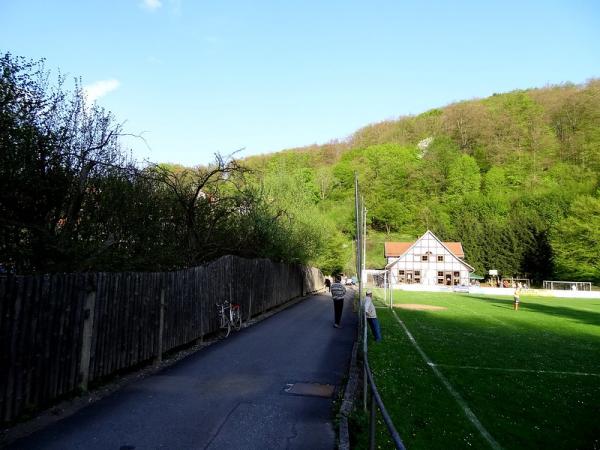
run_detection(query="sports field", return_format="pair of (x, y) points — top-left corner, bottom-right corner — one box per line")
(361, 290), (600, 450)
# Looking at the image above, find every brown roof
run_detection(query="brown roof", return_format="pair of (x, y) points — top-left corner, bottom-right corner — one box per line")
(384, 242), (413, 257)
(385, 241), (464, 258)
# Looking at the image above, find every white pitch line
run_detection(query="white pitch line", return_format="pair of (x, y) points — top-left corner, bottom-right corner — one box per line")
(430, 363), (600, 377)
(390, 309), (502, 450)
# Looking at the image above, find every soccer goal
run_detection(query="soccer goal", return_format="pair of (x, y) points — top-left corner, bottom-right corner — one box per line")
(364, 270), (387, 288)
(543, 281), (592, 291)
(364, 269), (394, 308)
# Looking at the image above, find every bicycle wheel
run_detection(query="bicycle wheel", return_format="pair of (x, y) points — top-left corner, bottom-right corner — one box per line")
(221, 316), (231, 338)
(232, 308), (242, 331)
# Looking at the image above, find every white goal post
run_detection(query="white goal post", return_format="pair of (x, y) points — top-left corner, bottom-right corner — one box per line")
(543, 281), (592, 291)
(364, 270), (393, 308)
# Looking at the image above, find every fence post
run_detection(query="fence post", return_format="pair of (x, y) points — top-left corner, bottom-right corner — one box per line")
(155, 287), (165, 364)
(248, 290), (253, 321)
(369, 387), (376, 450)
(363, 361), (368, 412)
(79, 276), (96, 391)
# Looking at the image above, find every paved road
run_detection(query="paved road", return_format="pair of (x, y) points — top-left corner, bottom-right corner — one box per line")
(8, 291), (357, 450)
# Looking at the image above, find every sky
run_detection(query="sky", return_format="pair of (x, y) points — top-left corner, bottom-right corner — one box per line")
(1, 0), (599, 166)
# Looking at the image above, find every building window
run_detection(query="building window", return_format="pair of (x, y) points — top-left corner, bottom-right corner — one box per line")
(453, 272), (460, 286)
(437, 271), (443, 276)
(422, 255), (428, 261)
(437, 271), (444, 284)
(437, 255), (444, 262)
(398, 270), (405, 283)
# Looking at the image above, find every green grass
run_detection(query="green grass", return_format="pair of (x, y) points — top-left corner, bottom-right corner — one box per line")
(360, 290), (600, 450)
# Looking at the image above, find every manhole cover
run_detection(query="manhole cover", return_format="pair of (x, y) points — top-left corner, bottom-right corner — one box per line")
(284, 383), (335, 398)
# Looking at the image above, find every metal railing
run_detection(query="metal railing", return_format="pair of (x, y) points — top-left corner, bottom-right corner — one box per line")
(364, 354), (407, 450)
(354, 173), (405, 449)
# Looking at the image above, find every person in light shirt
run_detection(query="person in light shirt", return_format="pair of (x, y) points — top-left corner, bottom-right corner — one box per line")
(364, 289), (382, 341)
(513, 283), (522, 311)
(330, 276), (346, 328)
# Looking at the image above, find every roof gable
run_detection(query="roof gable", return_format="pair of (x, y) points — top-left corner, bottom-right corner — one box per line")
(384, 235), (464, 258)
(385, 230), (474, 271)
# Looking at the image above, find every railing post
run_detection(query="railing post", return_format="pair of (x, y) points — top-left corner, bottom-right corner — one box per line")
(369, 387), (376, 450)
(363, 360), (368, 412)
(364, 357), (407, 450)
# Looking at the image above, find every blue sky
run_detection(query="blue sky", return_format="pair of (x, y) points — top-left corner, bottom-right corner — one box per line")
(1, 0), (599, 166)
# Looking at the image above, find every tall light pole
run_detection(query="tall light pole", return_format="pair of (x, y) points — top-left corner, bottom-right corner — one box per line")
(362, 199), (367, 354)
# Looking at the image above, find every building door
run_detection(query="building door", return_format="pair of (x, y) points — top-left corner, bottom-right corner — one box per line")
(406, 271), (414, 284)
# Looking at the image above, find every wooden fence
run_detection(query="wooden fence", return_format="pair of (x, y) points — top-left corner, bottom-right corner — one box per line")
(0, 255), (323, 424)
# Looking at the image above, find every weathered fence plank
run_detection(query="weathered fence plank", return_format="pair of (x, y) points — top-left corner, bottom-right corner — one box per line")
(79, 279), (96, 391)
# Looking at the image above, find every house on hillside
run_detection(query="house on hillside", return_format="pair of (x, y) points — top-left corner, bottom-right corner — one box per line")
(385, 230), (474, 287)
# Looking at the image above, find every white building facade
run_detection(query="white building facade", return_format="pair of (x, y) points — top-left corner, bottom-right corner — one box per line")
(385, 230), (474, 287)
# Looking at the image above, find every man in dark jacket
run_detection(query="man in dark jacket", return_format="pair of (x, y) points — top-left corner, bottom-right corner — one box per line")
(330, 276), (346, 328)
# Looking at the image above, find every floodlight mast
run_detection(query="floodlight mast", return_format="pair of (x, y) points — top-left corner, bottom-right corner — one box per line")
(362, 198), (367, 350)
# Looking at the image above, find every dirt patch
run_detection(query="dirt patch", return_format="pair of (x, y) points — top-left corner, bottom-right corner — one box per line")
(395, 304), (447, 311)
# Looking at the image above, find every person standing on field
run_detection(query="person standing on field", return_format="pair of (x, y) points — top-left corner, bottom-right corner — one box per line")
(364, 289), (382, 341)
(330, 276), (346, 328)
(513, 283), (521, 311)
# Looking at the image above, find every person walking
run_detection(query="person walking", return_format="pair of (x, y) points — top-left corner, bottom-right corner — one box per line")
(330, 276), (346, 328)
(324, 278), (331, 292)
(364, 289), (382, 341)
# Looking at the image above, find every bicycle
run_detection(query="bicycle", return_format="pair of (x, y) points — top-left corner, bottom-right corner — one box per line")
(216, 301), (242, 338)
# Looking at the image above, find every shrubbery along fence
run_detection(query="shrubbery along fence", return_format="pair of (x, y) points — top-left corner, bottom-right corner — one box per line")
(0, 255), (323, 424)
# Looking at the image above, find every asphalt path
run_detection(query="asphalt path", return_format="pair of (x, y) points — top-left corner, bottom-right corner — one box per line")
(8, 290), (357, 450)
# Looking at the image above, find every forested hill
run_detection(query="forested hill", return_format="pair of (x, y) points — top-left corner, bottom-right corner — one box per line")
(244, 80), (600, 284)
(3, 52), (597, 283)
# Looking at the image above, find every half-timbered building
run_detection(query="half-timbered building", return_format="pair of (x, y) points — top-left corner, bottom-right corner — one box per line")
(385, 230), (474, 286)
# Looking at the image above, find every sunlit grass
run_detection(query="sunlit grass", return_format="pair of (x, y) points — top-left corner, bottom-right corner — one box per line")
(359, 290), (600, 449)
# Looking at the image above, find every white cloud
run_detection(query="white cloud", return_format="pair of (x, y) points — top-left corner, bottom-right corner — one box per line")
(141, 0), (162, 11)
(83, 79), (121, 105)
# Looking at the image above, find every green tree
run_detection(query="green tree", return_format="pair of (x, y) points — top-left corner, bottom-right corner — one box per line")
(0, 53), (125, 272)
(551, 196), (600, 283)
(446, 154), (481, 196)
